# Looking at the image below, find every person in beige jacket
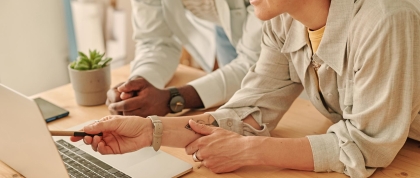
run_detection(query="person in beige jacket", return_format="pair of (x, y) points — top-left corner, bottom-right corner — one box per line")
(72, 0), (420, 177)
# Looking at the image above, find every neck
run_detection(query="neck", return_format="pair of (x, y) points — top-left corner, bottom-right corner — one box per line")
(287, 0), (331, 30)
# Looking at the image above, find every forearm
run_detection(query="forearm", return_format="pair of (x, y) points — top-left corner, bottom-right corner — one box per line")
(159, 113), (213, 148)
(159, 112), (262, 148)
(250, 136), (314, 170)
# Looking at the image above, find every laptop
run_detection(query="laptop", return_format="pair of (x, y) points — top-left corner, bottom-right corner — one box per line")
(0, 84), (193, 178)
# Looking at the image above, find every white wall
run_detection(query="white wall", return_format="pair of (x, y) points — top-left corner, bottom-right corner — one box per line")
(0, 0), (70, 96)
(116, 0), (135, 65)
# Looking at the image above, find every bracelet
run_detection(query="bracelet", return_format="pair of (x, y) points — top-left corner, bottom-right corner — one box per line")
(147, 115), (163, 151)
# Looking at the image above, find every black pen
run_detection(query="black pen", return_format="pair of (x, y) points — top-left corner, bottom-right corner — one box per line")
(50, 131), (103, 137)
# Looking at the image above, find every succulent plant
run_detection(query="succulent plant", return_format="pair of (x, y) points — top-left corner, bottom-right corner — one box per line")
(70, 50), (112, 70)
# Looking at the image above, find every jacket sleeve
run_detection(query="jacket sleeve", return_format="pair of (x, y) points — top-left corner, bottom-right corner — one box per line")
(307, 9), (420, 177)
(209, 18), (304, 136)
(129, 0), (181, 89)
(188, 5), (264, 108)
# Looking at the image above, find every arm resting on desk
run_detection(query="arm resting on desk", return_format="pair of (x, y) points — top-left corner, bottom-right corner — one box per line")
(70, 113), (314, 173)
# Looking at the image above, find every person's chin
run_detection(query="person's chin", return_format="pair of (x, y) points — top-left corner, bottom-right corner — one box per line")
(249, 0), (262, 5)
(254, 11), (275, 21)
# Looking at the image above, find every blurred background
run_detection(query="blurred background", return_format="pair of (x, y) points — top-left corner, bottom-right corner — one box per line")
(0, 0), (307, 99)
(0, 0), (195, 96)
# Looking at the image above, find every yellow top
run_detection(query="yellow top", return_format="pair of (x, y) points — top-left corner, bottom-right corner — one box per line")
(308, 26), (326, 53)
(308, 26), (326, 94)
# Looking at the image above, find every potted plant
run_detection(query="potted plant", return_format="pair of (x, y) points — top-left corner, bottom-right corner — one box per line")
(68, 50), (112, 106)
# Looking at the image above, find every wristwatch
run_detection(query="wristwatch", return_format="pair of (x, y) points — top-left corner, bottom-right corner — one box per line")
(147, 115), (162, 151)
(168, 87), (185, 113)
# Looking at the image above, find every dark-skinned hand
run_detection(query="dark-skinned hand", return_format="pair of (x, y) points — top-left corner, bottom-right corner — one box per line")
(107, 77), (171, 117)
(106, 82), (124, 115)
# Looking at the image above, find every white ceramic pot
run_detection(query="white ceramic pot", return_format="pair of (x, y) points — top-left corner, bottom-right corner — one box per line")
(68, 64), (111, 106)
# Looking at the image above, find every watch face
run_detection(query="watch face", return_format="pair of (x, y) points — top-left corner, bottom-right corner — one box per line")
(170, 95), (185, 113)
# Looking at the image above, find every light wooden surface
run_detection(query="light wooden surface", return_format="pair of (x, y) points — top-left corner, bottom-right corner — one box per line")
(1, 64), (420, 178)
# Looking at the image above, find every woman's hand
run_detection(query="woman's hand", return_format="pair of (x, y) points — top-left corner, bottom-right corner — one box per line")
(185, 120), (259, 173)
(70, 115), (153, 155)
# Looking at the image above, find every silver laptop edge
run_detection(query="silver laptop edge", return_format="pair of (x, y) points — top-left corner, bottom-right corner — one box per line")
(0, 84), (192, 178)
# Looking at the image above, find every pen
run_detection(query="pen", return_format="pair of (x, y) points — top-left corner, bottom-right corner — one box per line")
(50, 131), (103, 137)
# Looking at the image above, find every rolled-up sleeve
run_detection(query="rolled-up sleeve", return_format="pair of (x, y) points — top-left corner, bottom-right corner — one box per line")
(307, 9), (420, 177)
(129, 0), (181, 89)
(208, 19), (304, 136)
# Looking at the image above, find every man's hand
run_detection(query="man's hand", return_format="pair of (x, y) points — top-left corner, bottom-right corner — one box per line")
(106, 82), (125, 115)
(107, 77), (171, 117)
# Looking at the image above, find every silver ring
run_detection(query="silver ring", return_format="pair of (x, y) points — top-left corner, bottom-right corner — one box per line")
(94, 120), (100, 123)
(192, 151), (202, 162)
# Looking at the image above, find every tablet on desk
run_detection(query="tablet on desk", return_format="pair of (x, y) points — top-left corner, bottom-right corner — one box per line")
(34, 97), (69, 122)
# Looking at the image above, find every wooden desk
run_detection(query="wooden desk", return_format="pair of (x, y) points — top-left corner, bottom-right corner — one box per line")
(1, 65), (420, 178)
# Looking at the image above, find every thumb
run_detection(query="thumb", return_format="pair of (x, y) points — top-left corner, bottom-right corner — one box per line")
(117, 79), (146, 93)
(83, 117), (121, 134)
(189, 119), (217, 136)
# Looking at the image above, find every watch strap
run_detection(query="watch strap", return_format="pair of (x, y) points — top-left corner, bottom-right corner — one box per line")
(147, 115), (163, 151)
(168, 87), (180, 97)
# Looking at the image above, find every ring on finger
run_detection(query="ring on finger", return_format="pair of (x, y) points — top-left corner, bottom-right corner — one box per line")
(192, 151), (203, 162)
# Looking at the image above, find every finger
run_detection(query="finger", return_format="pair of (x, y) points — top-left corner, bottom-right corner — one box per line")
(117, 78), (147, 93)
(83, 116), (121, 134)
(70, 135), (83, 142)
(185, 140), (200, 155)
(107, 99), (123, 115)
(189, 119), (217, 136)
(107, 84), (123, 103)
(120, 92), (134, 100)
(82, 136), (93, 145)
(97, 141), (116, 155)
(196, 150), (204, 161)
(91, 135), (102, 152)
(70, 128), (87, 142)
(108, 97), (144, 112)
(202, 160), (210, 170)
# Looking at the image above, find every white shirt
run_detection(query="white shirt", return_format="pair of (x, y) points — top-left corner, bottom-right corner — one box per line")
(129, 0), (262, 108)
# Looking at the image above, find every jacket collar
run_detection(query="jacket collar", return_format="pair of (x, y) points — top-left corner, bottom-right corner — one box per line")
(281, 0), (355, 76)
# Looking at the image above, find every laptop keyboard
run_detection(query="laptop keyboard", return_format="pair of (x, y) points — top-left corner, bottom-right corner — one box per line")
(55, 139), (131, 178)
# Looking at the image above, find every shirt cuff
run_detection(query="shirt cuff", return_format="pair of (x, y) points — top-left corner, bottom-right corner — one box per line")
(188, 75), (224, 108)
(208, 108), (270, 136)
(130, 66), (166, 89)
(306, 133), (344, 173)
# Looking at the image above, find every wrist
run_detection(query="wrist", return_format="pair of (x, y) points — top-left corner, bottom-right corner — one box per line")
(178, 85), (204, 109)
(166, 87), (185, 113)
(245, 136), (270, 166)
(163, 89), (172, 114)
(147, 115), (163, 151)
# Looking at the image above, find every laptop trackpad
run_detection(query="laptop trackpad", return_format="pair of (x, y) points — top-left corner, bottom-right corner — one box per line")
(73, 142), (158, 170)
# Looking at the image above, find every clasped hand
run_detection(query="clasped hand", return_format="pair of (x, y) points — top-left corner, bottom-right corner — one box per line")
(106, 77), (171, 116)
